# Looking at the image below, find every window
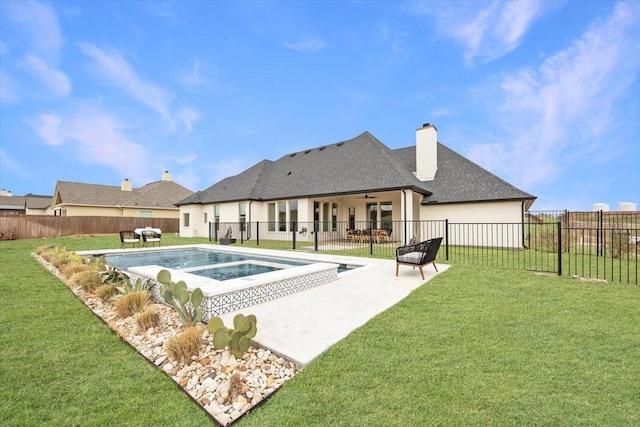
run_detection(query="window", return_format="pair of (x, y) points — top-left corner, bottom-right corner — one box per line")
(214, 205), (220, 232)
(183, 212), (190, 227)
(268, 203), (276, 231)
(239, 203), (246, 232)
(367, 202), (378, 228)
(322, 202), (330, 232)
(140, 210), (153, 218)
(331, 203), (338, 232)
(348, 207), (355, 230)
(381, 202), (392, 231)
(204, 212), (208, 224)
(289, 201), (298, 232)
(278, 202), (286, 231)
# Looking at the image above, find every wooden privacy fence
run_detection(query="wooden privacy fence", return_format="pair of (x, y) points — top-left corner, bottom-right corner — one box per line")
(0, 215), (179, 240)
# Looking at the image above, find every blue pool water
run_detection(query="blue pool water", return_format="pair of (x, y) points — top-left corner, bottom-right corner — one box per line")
(105, 248), (312, 281)
(106, 248), (309, 270)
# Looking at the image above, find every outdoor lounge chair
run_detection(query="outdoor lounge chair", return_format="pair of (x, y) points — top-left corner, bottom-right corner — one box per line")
(119, 230), (140, 248)
(395, 237), (443, 280)
(141, 229), (161, 247)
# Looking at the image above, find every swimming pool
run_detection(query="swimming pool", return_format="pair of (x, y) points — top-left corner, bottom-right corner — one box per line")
(106, 248), (311, 281)
(82, 244), (364, 320)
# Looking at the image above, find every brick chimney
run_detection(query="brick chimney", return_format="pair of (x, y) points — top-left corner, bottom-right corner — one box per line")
(415, 123), (438, 181)
(121, 178), (132, 191)
(162, 170), (172, 182)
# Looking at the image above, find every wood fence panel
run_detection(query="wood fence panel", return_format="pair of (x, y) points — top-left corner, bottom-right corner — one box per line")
(0, 215), (178, 240)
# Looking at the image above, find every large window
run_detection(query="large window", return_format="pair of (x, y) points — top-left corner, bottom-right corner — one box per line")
(278, 202), (286, 231)
(381, 202), (392, 231)
(331, 203), (338, 232)
(268, 203), (275, 231)
(183, 212), (190, 227)
(348, 207), (355, 230)
(140, 211), (152, 218)
(289, 201), (298, 232)
(367, 202), (377, 228)
(239, 203), (246, 232)
(214, 205), (220, 233)
(322, 202), (330, 232)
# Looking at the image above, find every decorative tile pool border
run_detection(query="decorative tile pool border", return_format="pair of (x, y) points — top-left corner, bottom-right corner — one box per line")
(129, 267), (337, 321)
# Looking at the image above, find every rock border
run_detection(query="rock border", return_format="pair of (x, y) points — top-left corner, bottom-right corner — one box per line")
(35, 254), (300, 426)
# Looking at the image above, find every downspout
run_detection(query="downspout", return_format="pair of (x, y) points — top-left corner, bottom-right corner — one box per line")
(401, 189), (407, 245)
(247, 201), (253, 240)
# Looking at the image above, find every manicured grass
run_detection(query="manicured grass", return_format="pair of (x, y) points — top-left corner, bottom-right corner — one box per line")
(1, 236), (638, 426)
(238, 266), (639, 426)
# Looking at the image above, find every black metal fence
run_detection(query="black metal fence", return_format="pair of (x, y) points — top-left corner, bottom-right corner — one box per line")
(208, 211), (639, 285)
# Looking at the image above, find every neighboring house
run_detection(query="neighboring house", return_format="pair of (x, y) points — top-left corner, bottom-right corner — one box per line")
(0, 190), (53, 215)
(52, 171), (193, 219)
(176, 124), (536, 243)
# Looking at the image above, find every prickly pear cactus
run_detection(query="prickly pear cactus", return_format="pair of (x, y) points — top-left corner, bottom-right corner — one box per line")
(156, 269), (204, 327)
(208, 313), (257, 359)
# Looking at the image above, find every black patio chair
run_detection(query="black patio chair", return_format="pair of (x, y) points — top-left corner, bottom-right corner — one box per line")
(395, 237), (443, 280)
(141, 229), (161, 247)
(119, 230), (140, 249)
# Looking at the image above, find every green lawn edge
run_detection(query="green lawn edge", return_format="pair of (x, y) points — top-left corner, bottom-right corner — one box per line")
(1, 236), (638, 426)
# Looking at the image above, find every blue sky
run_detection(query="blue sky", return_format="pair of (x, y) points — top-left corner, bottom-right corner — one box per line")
(1, 0), (638, 211)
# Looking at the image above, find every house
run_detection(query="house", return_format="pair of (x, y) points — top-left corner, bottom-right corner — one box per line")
(52, 171), (193, 219)
(0, 190), (53, 215)
(176, 124), (536, 243)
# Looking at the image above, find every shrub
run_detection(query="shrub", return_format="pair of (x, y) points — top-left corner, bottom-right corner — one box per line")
(61, 263), (92, 279)
(94, 284), (117, 302)
(116, 277), (153, 295)
(99, 264), (129, 285)
(165, 326), (203, 363)
(136, 306), (160, 331)
(70, 270), (103, 292)
(114, 291), (149, 318)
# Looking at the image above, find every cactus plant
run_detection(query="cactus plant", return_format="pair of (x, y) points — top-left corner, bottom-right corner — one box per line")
(208, 314), (257, 359)
(156, 269), (204, 327)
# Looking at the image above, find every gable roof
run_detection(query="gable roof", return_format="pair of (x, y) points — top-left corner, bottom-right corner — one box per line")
(0, 194), (52, 211)
(178, 131), (534, 206)
(54, 179), (193, 209)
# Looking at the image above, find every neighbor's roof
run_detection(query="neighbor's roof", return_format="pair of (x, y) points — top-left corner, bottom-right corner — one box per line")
(54, 179), (193, 209)
(177, 131), (534, 206)
(0, 194), (52, 211)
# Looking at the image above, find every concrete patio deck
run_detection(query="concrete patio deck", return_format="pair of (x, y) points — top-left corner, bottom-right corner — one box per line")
(219, 254), (449, 366)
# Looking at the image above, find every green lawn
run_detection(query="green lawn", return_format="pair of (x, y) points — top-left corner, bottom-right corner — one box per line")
(1, 236), (638, 426)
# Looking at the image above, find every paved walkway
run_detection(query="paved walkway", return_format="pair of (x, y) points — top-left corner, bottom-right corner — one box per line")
(220, 255), (448, 366)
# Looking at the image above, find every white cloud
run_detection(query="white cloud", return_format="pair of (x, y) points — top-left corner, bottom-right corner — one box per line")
(178, 106), (201, 134)
(0, 69), (21, 103)
(31, 113), (62, 146)
(417, 0), (544, 65)
(0, 149), (28, 177)
(3, 0), (63, 60)
(467, 1), (640, 189)
(178, 59), (204, 87)
(21, 54), (71, 97)
(284, 37), (327, 52)
(77, 42), (174, 122)
(29, 108), (151, 183)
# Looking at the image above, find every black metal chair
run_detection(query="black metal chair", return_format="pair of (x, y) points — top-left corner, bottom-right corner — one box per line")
(119, 231), (140, 248)
(395, 237), (443, 280)
(141, 230), (161, 247)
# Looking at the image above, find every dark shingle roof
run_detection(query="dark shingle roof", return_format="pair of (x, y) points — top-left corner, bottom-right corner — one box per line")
(55, 179), (193, 209)
(393, 144), (535, 204)
(177, 131), (534, 206)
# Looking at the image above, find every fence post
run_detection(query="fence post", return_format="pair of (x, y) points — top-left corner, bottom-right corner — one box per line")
(314, 220), (318, 251)
(445, 219), (449, 261)
(557, 221), (562, 276)
(256, 222), (260, 246)
(292, 221), (296, 250)
(208, 221), (212, 242)
(369, 220), (374, 255)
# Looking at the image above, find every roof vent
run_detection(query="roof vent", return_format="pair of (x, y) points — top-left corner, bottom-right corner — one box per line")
(304, 150), (311, 154)
(287, 171), (292, 175)
(319, 146), (325, 151)
(337, 142), (344, 146)
(290, 153), (297, 157)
